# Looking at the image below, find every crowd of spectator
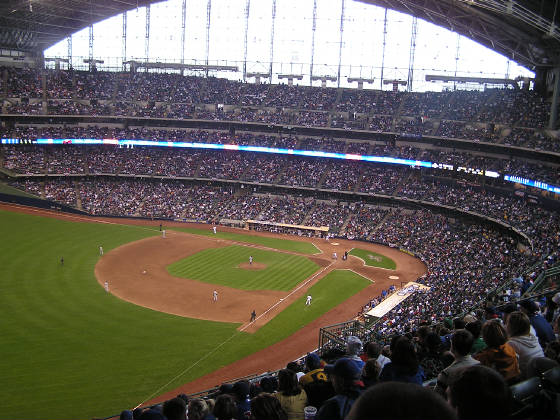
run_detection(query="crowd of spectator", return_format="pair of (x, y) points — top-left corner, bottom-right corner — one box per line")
(3, 67), (558, 153)
(3, 137), (560, 235)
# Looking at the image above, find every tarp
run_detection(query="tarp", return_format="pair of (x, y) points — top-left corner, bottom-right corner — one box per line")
(365, 281), (430, 318)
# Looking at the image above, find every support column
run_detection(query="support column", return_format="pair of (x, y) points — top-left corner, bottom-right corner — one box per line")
(336, 0), (345, 88)
(548, 67), (560, 130)
(453, 34), (460, 91)
(122, 12), (127, 69)
(406, 16), (417, 92)
(242, 0), (250, 81)
(181, 0), (187, 64)
(205, 0), (212, 77)
(88, 24), (94, 70)
(67, 36), (72, 69)
(269, 0), (276, 80)
(310, 0), (317, 85)
(145, 4), (150, 64)
(380, 8), (388, 89)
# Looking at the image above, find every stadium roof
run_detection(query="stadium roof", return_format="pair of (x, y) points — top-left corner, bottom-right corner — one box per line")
(360, 0), (560, 70)
(0, 0), (164, 52)
(0, 0), (559, 70)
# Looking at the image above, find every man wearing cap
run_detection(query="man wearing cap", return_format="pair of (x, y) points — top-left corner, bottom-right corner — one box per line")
(316, 358), (364, 420)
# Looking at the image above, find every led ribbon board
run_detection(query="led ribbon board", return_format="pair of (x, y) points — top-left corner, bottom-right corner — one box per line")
(504, 175), (560, 194)
(25, 138), (433, 168)
(3, 138), (559, 194)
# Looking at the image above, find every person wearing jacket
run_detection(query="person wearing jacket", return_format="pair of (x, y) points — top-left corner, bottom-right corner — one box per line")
(474, 320), (521, 383)
(506, 311), (544, 379)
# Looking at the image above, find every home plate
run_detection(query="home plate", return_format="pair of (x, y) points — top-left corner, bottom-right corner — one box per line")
(389, 275), (399, 280)
(331, 242), (339, 246)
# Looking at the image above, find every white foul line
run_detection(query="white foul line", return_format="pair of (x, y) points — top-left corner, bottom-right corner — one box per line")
(239, 260), (335, 332)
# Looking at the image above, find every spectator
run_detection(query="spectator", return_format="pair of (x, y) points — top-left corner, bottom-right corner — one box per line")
(249, 393), (287, 420)
(519, 300), (556, 347)
(213, 394), (237, 420)
(506, 311), (544, 378)
(299, 353), (335, 410)
(316, 358), (364, 420)
(187, 399), (208, 420)
(137, 409), (166, 420)
(379, 336), (425, 384)
(346, 382), (456, 420)
(418, 331), (447, 381)
(275, 369), (308, 420)
(474, 320), (520, 383)
(448, 365), (511, 419)
(465, 320), (487, 354)
(231, 381), (251, 420)
(164, 397), (187, 420)
(361, 358), (381, 388)
(345, 336), (365, 371)
(434, 329), (480, 394)
(363, 341), (391, 371)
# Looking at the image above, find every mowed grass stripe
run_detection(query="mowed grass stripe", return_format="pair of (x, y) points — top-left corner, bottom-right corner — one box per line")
(167, 245), (319, 291)
(171, 226), (319, 254)
(349, 247), (396, 270)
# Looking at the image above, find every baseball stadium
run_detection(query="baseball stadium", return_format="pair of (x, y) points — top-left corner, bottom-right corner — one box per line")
(1, 1), (560, 419)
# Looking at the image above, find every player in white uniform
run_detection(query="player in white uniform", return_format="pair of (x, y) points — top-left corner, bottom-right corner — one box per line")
(99, 246), (103, 256)
(305, 295), (312, 305)
(162, 229), (166, 238)
(213, 226), (217, 234)
(213, 290), (218, 302)
(249, 255), (253, 265)
(104, 281), (109, 292)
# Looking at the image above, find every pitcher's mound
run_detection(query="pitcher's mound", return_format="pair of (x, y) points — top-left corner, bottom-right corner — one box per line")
(238, 262), (267, 271)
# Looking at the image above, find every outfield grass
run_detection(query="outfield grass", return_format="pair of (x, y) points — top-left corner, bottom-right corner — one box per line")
(171, 226), (319, 254)
(167, 245), (319, 291)
(0, 210), (369, 419)
(349, 247), (396, 270)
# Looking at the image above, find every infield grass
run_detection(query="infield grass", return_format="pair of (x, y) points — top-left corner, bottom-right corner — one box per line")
(171, 226), (320, 254)
(349, 248), (396, 270)
(167, 245), (319, 290)
(0, 210), (369, 420)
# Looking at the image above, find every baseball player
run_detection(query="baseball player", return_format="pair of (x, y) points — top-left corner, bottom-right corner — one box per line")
(213, 290), (218, 302)
(213, 226), (217, 234)
(250, 310), (256, 322)
(99, 246), (103, 256)
(104, 281), (109, 292)
(162, 229), (166, 238)
(306, 295), (312, 306)
(249, 255), (253, 265)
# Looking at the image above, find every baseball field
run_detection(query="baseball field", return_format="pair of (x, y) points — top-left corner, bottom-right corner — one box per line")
(0, 204), (426, 419)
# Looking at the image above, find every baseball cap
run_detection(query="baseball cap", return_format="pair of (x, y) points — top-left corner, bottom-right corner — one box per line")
(324, 358), (361, 380)
(306, 352), (321, 370)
